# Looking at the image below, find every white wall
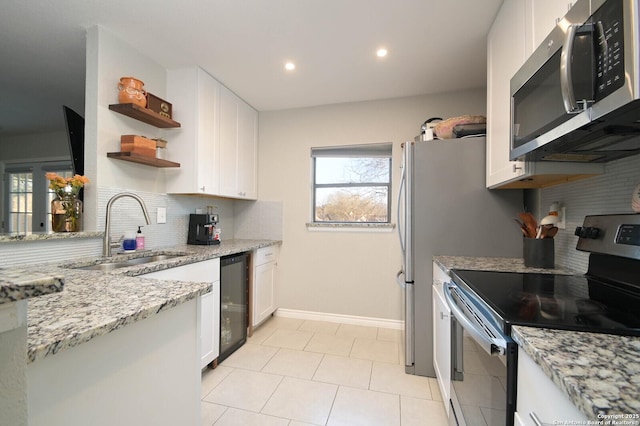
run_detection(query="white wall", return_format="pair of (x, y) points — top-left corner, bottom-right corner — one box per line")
(84, 26), (171, 231)
(258, 89), (487, 320)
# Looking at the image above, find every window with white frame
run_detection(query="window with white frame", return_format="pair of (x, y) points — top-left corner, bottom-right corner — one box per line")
(311, 143), (392, 223)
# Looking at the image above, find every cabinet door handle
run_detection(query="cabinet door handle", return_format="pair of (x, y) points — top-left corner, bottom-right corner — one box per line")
(513, 164), (523, 173)
(529, 412), (543, 426)
(440, 312), (450, 320)
(200, 186), (206, 192)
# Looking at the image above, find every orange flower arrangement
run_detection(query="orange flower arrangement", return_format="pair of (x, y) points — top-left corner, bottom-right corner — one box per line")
(45, 173), (90, 196)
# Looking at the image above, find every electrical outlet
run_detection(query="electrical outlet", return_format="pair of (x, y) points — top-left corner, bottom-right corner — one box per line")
(157, 207), (167, 224)
(558, 206), (566, 229)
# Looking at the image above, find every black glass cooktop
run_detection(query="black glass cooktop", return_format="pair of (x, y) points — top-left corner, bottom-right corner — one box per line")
(451, 270), (640, 336)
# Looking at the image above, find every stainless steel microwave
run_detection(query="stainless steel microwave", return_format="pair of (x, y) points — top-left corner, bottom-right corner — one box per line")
(510, 0), (640, 163)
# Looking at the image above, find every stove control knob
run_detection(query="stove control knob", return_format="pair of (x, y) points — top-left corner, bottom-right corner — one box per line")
(575, 226), (600, 239)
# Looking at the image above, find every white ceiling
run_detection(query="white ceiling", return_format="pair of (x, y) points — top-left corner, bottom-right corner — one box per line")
(0, 0), (502, 136)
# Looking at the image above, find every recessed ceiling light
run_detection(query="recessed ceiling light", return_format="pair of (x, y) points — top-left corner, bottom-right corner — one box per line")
(376, 48), (388, 58)
(285, 62), (296, 71)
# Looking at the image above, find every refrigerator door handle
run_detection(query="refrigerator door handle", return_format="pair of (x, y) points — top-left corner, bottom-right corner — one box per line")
(397, 166), (406, 254)
(403, 142), (413, 283)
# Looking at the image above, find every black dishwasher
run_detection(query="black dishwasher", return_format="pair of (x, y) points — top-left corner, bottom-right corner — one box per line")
(219, 252), (248, 363)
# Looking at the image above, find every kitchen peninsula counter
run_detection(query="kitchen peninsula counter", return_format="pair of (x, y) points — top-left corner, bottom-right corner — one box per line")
(21, 239), (279, 363)
(0, 269), (64, 305)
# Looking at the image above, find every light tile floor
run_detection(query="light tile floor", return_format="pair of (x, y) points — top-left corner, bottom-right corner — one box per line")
(201, 316), (448, 425)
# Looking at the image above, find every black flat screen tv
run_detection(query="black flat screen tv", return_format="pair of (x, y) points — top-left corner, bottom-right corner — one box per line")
(62, 105), (84, 176)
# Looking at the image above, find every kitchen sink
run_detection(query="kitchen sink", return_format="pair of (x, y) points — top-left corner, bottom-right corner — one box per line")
(121, 254), (183, 265)
(79, 262), (134, 271)
(72, 253), (187, 271)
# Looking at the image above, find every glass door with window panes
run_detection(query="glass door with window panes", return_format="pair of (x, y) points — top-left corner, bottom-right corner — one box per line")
(2, 162), (72, 233)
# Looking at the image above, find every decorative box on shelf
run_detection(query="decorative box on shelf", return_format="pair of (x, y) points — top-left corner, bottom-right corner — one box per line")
(120, 135), (156, 157)
(109, 135), (179, 168)
(146, 92), (172, 119)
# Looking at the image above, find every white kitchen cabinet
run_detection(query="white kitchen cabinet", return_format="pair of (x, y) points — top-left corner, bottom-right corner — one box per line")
(515, 346), (587, 426)
(432, 262), (451, 416)
(526, 0), (576, 54)
(219, 85), (258, 200)
(140, 258), (221, 368)
(166, 67), (220, 195)
(486, 0), (603, 189)
(252, 246), (278, 327)
(486, 0), (527, 189)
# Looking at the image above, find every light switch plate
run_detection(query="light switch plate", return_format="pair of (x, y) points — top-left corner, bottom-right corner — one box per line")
(157, 207), (167, 224)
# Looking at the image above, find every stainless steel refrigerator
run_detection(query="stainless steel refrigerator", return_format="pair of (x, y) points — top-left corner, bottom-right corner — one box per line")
(397, 136), (522, 377)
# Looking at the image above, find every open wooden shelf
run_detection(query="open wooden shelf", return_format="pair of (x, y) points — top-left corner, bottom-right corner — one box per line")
(107, 152), (180, 168)
(108, 103), (181, 128)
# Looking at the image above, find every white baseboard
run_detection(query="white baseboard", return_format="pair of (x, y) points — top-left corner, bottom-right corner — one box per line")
(274, 308), (404, 330)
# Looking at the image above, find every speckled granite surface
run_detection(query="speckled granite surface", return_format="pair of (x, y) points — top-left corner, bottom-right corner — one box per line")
(513, 326), (640, 420)
(433, 255), (577, 275)
(0, 231), (103, 243)
(10, 239), (279, 363)
(0, 269), (64, 304)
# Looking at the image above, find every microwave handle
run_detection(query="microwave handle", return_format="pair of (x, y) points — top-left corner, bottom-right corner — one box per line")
(560, 24), (580, 114)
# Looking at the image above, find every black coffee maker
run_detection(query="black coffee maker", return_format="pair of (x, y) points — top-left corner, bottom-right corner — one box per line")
(187, 214), (220, 245)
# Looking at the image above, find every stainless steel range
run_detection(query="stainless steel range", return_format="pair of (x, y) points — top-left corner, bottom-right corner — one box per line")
(444, 214), (640, 426)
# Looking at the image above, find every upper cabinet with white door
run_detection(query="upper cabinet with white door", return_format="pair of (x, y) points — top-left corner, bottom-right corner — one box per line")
(486, 0), (603, 189)
(166, 67), (220, 195)
(219, 85), (258, 200)
(166, 67), (258, 200)
(486, 0), (527, 188)
(526, 0), (578, 54)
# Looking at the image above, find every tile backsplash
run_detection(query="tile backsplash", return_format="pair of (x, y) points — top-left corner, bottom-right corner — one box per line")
(535, 154), (640, 273)
(98, 188), (284, 249)
(97, 187), (236, 250)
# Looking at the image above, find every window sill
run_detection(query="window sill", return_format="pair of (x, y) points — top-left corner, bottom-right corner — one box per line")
(306, 222), (395, 233)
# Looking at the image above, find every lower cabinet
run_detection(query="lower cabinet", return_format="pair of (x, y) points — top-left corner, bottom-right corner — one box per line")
(252, 246), (278, 327)
(432, 262), (451, 416)
(515, 346), (587, 425)
(140, 258), (221, 368)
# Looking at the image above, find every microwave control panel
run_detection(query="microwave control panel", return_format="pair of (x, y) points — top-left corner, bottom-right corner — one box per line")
(593, 0), (625, 100)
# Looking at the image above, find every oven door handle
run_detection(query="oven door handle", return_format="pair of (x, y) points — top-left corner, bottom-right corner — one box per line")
(444, 282), (510, 356)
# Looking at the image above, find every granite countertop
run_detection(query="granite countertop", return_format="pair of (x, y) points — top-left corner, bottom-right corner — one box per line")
(434, 255), (639, 421)
(5, 239), (279, 363)
(0, 231), (103, 243)
(433, 255), (577, 275)
(0, 269), (64, 305)
(513, 326), (640, 420)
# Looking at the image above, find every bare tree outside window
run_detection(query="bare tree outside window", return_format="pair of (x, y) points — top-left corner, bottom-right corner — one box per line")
(312, 144), (392, 223)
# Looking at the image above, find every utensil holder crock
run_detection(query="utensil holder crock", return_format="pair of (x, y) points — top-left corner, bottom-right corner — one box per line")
(523, 238), (554, 269)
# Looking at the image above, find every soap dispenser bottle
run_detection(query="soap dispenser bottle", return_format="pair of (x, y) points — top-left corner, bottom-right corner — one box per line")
(136, 226), (145, 250)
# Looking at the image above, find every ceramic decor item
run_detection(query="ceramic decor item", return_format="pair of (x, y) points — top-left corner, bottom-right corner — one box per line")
(117, 76), (147, 107)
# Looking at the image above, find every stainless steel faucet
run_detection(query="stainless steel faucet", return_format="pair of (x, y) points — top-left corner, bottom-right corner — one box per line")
(103, 192), (152, 256)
